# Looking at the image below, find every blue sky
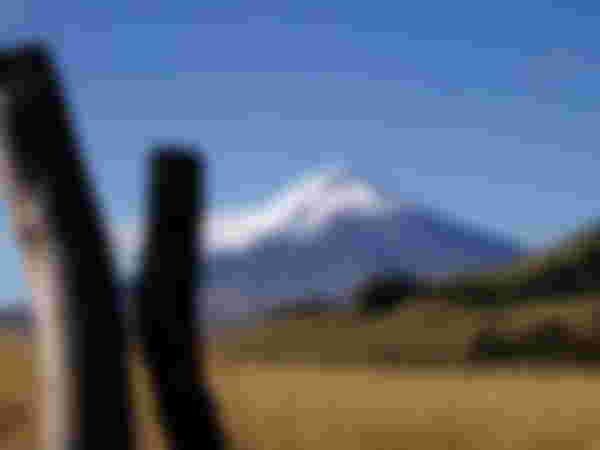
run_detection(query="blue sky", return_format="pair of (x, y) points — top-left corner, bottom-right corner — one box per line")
(2, 1), (600, 304)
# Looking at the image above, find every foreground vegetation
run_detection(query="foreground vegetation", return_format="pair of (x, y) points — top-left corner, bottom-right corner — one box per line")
(428, 219), (600, 308)
(214, 364), (600, 450)
(3, 318), (600, 449)
(217, 294), (600, 367)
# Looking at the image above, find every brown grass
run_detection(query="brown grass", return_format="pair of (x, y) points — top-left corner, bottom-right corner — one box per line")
(2, 338), (600, 449)
(211, 362), (600, 450)
(215, 295), (600, 367)
(3, 295), (600, 449)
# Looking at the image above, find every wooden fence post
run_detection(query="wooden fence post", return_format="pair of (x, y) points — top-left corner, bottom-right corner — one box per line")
(0, 43), (135, 450)
(134, 147), (227, 450)
(0, 42), (229, 450)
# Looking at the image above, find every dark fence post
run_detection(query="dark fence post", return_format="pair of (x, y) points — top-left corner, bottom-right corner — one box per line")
(134, 147), (227, 450)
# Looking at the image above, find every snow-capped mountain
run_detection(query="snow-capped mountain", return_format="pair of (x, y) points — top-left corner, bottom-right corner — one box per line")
(203, 167), (526, 320)
(206, 166), (395, 253)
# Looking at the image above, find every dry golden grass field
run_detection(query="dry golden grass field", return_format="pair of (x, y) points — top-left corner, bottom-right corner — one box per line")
(216, 294), (600, 367)
(3, 296), (600, 449)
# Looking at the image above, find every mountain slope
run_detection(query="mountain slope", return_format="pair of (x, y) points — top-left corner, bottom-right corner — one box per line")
(432, 217), (600, 306)
(205, 167), (526, 320)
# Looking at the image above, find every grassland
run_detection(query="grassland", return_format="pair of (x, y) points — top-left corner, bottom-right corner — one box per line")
(2, 295), (600, 449)
(215, 293), (600, 367)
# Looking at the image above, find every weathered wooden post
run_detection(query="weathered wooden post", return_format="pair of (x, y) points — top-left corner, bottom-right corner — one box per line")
(0, 43), (137, 450)
(0, 42), (229, 450)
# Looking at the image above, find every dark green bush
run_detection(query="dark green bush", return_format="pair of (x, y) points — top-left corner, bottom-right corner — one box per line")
(354, 271), (426, 316)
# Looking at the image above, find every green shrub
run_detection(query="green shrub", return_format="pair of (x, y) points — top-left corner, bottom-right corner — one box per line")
(354, 271), (426, 316)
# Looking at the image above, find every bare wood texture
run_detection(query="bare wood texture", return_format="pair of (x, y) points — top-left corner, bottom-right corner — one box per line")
(134, 148), (227, 450)
(0, 155), (70, 450)
(0, 44), (135, 450)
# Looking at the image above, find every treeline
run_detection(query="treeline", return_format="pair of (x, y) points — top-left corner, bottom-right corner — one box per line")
(261, 221), (600, 319)
(431, 225), (600, 308)
(350, 221), (600, 314)
(261, 272), (429, 319)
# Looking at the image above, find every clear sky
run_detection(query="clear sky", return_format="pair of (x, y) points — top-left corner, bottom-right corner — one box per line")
(1, 1), (600, 304)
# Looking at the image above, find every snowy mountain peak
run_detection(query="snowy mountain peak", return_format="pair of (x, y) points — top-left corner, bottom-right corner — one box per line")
(282, 165), (361, 198)
(274, 165), (392, 216)
(207, 166), (394, 253)
(206, 166), (525, 320)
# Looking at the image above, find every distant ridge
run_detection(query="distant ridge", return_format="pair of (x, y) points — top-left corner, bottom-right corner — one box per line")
(204, 167), (526, 321)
